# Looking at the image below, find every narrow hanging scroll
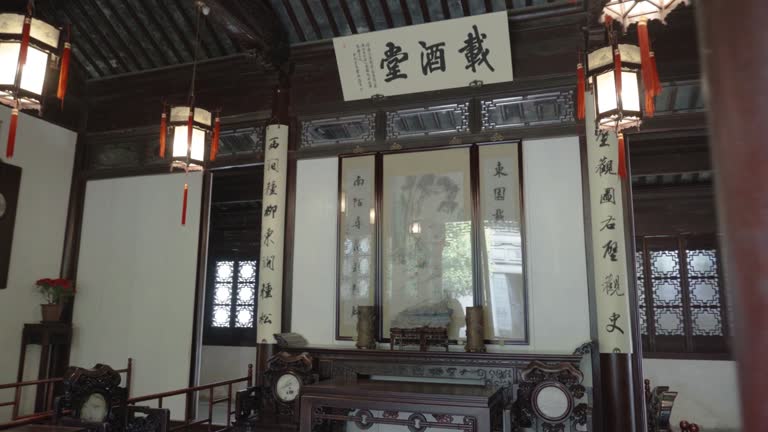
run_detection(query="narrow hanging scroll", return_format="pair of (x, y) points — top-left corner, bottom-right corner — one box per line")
(256, 124), (289, 344)
(586, 91), (633, 354)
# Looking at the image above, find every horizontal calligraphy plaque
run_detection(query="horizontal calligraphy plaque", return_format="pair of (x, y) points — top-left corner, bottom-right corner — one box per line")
(333, 11), (513, 101)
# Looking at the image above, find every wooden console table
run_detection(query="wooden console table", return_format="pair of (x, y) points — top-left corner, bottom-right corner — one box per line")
(299, 378), (505, 432)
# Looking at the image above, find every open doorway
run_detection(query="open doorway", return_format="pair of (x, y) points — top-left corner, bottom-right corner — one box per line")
(196, 166), (263, 425)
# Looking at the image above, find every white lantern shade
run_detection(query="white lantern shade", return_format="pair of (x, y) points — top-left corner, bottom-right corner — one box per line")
(0, 13), (61, 111)
(602, 0), (690, 28)
(169, 105), (212, 170)
(589, 45), (643, 132)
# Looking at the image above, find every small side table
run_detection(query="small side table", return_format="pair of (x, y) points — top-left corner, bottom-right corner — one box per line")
(16, 323), (73, 414)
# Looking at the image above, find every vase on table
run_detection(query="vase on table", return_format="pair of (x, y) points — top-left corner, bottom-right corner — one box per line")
(356, 306), (376, 350)
(465, 306), (486, 353)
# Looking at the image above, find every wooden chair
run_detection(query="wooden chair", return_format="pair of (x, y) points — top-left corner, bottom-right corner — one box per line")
(54, 364), (127, 432)
(645, 379), (678, 432)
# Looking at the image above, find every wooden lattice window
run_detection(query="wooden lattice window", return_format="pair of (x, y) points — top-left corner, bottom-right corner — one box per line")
(635, 234), (730, 358)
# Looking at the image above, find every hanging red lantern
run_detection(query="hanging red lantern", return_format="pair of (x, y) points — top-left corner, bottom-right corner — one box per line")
(1, 3), (71, 159)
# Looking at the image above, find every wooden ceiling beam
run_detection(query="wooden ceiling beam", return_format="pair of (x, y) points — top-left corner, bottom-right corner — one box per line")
(82, 0), (153, 69)
(460, 0), (470, 17)
(282, 0), (307, 42)
(441, 0), (451, 19)
(484, 0), (494, 13)
(339, 0), (358, 34)
(379, 0), (394, 28)
(68, 0), (133, 73)
(419, 0), (431, 23)
(319, 0), (340, 37)
(399, 0), (413, 25)
(204, 0), (282, 67)
(135, 0), (192, 63)
(119, 0), (178, 65)
(358, 0), (375, 31)
(300, 0), (323, 39)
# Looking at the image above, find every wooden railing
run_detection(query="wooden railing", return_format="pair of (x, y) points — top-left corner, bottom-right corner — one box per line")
(1, 362), (252, 432)
(0, 359), (132, 429)
(127, 364), (253, 432)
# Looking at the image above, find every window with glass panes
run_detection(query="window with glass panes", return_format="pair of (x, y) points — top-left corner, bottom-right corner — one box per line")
(635, 234), (730, 357)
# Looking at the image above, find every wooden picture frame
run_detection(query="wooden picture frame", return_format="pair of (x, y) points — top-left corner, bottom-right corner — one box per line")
(0, 161), (22, 289)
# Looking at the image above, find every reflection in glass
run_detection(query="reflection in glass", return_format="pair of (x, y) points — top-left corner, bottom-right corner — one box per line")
(337, 156), (377, 339)
(478, 143), (527, 342)
(383, 149), (473, 340)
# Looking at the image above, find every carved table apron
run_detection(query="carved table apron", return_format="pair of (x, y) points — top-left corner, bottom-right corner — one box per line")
(299, 378), (504, 431)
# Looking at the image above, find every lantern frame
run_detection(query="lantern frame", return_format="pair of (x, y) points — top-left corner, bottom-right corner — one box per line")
(168, 105), (213, 172)
(0, 13), (62, 111)
(601, 0), (690, 28)
(587, 43), (643, 132)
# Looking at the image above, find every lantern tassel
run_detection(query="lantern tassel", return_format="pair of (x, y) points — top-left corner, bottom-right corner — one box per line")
(18, 17), (31, 67)
(650, 51), (661, 97)
(57, 42), (71, 107)
(6, 108), (19, 159)
(618, 132), (627, 179)
(576, 62), (585, 120)
(210, 114), (220, 161)
(159, 111), (167, 158)
(638, 21), (655, 117)
(613, 47), (622, 100)
(181, 183), (189, 226)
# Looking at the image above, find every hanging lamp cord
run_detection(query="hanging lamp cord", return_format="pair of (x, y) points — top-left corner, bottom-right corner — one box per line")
(188, 2), (203, 103)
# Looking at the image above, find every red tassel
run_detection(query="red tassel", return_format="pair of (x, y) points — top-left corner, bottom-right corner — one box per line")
(210, 114), (220, 161)
(576, 62), (585, 120)
(181, 183), (189, 226)
(159, 111), (167, 158)
(18, 17), (31, 67)
(57, 42), (71, 104)
(638, 21), (655, 117)
(6, 109), (19, 159)
(613, 47), (622, 100)
(186, 108), (194, 154)
(618, 132), (627, 179)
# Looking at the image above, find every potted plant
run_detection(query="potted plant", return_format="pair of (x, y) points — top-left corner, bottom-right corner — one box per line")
(36, 278), (75, 322)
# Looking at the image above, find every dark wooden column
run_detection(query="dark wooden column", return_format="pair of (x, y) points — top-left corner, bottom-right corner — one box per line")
(696, 2), (768, 429)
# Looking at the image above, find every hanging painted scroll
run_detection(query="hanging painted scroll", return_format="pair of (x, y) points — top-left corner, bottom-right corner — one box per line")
(586, 91), (633, 353)
(256, 124), (288, 344)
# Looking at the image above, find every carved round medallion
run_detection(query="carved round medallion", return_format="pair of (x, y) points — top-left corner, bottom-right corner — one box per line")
(354, 409), (374, 430)
(532, 382), (572, 422)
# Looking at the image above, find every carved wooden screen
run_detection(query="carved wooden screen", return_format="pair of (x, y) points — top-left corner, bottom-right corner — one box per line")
(635, 234), (729, 357)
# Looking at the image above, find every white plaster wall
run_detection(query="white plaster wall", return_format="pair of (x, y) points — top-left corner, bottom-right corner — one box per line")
(291, 136), (591, 354)
(643, 359), (741, 430)
(0, 106), (76, 421)
(71, 173), (202, 420)
(198, 346), (254, 400)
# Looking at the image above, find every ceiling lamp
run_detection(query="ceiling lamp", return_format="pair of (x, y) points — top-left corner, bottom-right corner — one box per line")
(158, 2), (220, 225)
(600, 1), (690, 117)
(0, 2), (72, 158)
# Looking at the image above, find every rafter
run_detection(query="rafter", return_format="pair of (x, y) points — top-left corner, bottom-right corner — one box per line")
(319, 0), (340, 37)
(399, 0), (413, 25)
(379, 0), (394, 28)
(300, 0), (323, 39)
(358, 0), (375, 31)
(339, 0), (358, 34)
(282, 0), (306, 42)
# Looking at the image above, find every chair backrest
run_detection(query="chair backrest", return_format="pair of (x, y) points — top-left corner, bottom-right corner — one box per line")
(123, 406), (170, 432)
(55, 364), (127, 431)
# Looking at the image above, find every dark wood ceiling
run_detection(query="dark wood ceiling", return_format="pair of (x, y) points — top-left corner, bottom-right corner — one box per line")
(3, 0), (582, 81)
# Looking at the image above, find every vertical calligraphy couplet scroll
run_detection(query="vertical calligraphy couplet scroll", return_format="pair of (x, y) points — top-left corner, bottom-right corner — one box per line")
(585, 91), (633, 354)
(256, 124), (289, 343)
